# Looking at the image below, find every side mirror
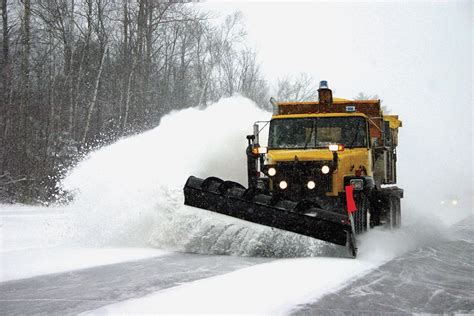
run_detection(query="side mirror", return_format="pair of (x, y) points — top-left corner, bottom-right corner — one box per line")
(246, 135), (255, 146)
(253, 123), (259, 144)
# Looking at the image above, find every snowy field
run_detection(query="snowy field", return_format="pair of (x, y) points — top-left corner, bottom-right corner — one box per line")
(1, 98), (472, 314)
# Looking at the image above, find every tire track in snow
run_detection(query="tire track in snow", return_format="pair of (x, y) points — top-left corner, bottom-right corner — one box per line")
(0, 252), (269, 315)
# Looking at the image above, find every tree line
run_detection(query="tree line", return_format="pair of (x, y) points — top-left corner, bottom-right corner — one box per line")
(0, 0), (321, 203)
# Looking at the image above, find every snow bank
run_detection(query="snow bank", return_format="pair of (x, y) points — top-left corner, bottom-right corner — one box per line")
(0, 247), (168, 282)
(0, 205), (168, 282)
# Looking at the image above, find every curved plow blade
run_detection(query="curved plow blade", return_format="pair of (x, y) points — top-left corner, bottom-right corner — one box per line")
(184, 176), (356, 255)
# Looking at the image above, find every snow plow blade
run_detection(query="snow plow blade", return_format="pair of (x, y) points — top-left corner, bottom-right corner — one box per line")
(184, 176), (356, 253)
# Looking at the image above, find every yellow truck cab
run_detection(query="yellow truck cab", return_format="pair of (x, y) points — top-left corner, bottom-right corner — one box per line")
(265, 112), (373, 197)
(250, 81), (403, 231)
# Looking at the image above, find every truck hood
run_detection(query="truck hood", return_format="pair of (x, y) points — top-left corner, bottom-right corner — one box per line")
(267, 148), (369, 163)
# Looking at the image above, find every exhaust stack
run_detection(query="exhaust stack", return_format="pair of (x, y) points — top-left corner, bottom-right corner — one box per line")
(318, 80), (333, 105)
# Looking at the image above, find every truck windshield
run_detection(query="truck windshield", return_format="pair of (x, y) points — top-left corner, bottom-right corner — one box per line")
(268, 116), (368, 149)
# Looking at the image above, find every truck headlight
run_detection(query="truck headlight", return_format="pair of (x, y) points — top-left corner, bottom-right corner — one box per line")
(268, 167), (276, 176)
(307, 181), (316, 190)
(321, 165), (330, 174)
(350, 179), (364, 190)
(279, 180), (288, 189)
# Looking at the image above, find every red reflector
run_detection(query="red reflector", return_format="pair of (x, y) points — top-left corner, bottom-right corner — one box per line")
(345, 185), (357, 214)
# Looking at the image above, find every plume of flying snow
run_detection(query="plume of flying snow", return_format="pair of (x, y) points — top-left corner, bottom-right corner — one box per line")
(62, 97), (338, 256)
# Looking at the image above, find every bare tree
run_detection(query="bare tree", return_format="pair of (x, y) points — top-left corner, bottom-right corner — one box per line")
(0, 0), (10, 171)
(1, 0), (9, 100)
(0, 2), (271, 202)
(354, 92), (389, 113)
(82, 47), (107, 145)
(354, 92), (380, 100)
(19, 0), (31, 173)
(236, 48), (268, 105)
(276, 73), (318, 102)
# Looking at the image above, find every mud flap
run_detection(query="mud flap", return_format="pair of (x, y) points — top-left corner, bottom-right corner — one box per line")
(347, 213), (358, 257)
(184, 176), (356, 256)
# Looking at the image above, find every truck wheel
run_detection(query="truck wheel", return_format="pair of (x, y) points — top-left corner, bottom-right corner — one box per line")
(396, 199), (401, 227)
(354, 193), (368, 234)
(389, 197), (401, 229)
(368, 193), (382, 228)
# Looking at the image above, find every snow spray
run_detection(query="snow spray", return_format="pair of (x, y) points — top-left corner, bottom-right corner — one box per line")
(61, 97), (338, 257)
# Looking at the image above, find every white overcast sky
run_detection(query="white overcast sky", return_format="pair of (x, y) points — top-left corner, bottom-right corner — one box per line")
(197, 1), (471, 100)
(195, 1), (473, 206)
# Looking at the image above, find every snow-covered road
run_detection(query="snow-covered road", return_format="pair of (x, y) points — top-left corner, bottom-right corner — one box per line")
(1, 205), (472, 315)
(295, 217), (474, 315)
(0, 252), (268, 315)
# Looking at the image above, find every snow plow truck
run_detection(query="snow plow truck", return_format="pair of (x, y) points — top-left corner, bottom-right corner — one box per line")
(183, 81), (403, 257)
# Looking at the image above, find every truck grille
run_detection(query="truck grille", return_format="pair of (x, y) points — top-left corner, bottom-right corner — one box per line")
(272, 160), (332, 200)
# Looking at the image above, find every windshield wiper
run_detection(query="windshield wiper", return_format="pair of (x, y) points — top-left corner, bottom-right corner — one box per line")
(303, 123), (315, 150)
(348, 121), (362, 148)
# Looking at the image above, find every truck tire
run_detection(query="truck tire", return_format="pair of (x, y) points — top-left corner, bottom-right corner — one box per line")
(388, 196), (401, 229)
(354, 193), (369, 234)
